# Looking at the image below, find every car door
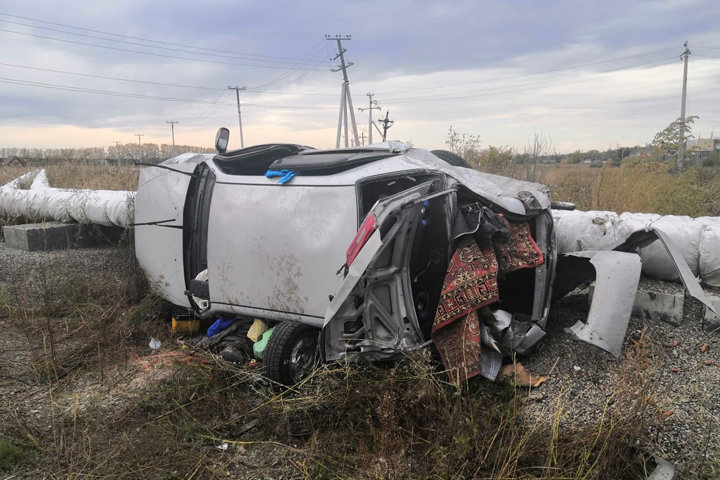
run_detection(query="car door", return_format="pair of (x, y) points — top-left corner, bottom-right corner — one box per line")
(323, 180), (448, 362)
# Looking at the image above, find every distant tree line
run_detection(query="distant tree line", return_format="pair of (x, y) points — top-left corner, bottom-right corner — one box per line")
(1, 143), (216, 165)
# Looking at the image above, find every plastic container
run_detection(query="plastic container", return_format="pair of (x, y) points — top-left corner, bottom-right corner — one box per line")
(172, 314), (200, 334)
(253, 327), (276, 361)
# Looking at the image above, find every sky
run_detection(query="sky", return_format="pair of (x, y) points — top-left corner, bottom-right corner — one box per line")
(0, 0), (719, 154)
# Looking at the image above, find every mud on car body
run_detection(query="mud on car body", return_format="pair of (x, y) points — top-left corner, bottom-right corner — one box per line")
(134, 128), (713, 385)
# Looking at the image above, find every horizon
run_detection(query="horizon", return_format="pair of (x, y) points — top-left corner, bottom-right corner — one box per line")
(1, 1), (719, 153)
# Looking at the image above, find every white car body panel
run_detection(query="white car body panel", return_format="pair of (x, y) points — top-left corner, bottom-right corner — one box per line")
(205, 180), (358, 325)
(134, 163), (197, 307)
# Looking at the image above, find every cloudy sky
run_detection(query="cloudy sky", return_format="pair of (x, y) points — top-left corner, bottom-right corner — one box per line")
(1, 0), (719, 153)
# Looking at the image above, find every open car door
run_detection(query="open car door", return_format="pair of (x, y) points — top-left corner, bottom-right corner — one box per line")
(323, 180), (450, 362)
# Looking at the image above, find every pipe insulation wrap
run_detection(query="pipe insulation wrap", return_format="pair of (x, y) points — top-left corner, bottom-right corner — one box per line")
(553, 210), (720, 286)
(0, 169), (135, 228)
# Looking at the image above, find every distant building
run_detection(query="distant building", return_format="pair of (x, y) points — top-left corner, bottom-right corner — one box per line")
(1, 156), (26, 166)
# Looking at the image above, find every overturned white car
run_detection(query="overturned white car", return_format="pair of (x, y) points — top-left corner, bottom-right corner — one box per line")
(133, 128), (713, 385)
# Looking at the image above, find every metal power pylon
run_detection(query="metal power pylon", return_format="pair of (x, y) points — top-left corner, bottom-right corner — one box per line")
(326, 35), (359, 148)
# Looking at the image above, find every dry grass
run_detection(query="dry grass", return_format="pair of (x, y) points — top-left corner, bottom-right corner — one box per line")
(0, 163), (138, 191)
(0, 165), (31, 187)
(537, 163), (720, 216)
(0, 250), (660, 479)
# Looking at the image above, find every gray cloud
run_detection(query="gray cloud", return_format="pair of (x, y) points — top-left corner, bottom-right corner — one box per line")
(0, 0), (719, 150)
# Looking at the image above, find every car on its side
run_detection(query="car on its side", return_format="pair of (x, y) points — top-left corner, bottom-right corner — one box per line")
(135, 128), (712, 385)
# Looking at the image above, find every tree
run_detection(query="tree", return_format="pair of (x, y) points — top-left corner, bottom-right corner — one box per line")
(650, 116), (698, 168)
(445, 126), (482, 166)
(521, 132), (554, 182)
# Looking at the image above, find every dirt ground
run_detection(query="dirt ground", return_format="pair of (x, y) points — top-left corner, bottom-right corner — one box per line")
(1, 243), (719, 478)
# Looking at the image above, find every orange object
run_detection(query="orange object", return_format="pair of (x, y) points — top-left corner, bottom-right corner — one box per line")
(670, 368), (682, 373)
(701, 344), (709, 353)
(662, 409), (674, 418)
(703, 360), (714, 366)
(663, 340), (680, 348)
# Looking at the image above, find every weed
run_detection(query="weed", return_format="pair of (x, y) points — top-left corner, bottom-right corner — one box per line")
(0, 437), (30, 471)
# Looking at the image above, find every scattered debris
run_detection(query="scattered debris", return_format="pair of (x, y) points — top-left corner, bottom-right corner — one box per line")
(497, 363), (547, 388)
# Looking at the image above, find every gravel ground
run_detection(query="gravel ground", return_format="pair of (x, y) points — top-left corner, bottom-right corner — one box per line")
(0, 239), (144, 311)
(521, 286), (720, 478)
(1, 241), (719, 477)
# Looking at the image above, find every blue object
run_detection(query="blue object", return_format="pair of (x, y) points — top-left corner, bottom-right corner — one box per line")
(207, 317), (234, 338)
(265, 169), (298, 184)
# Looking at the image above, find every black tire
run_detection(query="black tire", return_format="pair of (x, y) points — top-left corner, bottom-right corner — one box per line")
(431, 149), (472, 168)
(264, 322), (319, 386)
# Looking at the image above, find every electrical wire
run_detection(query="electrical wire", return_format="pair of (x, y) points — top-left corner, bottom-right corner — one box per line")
(0, 12), (328, 64)
(0, 18), (327, 66)
(0, 76), (336, 109)
(388, 57), (678, 104)
(694, 53), (720, 60)
(0, 61), (337, 95)
(375, 46), (681, 96)
(250, 37), (330, 90)
(0, 28), (323, 70)
(382, 56), (678, 103)
(182, 90), (232, 125)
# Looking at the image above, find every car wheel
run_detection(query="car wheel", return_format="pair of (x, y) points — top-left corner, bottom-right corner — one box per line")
(431, 149), (472, 168)
(264, 322), (319, 385)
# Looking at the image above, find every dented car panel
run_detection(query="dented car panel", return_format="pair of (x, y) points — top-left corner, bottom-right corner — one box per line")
(564, 251), (643, 356)
(324, 181), (437, 361)
(136, 141), (707, 373)
(614, 228), (715, 313)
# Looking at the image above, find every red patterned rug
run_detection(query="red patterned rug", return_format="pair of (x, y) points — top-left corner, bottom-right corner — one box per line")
(432, 236), (499, 382)
(497, 220), (543, 273)
(431, 221), (544, 383)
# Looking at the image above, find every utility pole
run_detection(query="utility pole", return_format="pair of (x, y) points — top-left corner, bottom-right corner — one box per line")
(135, 134), (144, 161)
(166, 121), (178, 157)
(359, 132), (366, 146)
(326, 35), (359, 148)
(228, 86), (247, 148)
(678, 41), (691, 169)
(358, 92), (381, 144)
(379, 110), (394, 142)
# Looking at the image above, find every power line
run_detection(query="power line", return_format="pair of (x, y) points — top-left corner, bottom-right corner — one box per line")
(0, 76), (336, 109)
(251, 38), (329, 90)
(387, 57), (678, 104)
(182, 90), (232, 125)
(0, 61), (337, 95)
(694, 53), (720, 60)
(375, 47), (681, 96)
(0, 28), (324, 70)
(0, 12), (328, 64)
(0, 18), (327, 67)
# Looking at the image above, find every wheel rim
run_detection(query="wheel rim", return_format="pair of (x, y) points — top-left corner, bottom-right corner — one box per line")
(289, 333), (317, 382)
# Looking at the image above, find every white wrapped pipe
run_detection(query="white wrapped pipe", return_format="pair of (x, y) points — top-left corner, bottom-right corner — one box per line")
(0, 170), (135, 228)
(554, 209), (720, 286)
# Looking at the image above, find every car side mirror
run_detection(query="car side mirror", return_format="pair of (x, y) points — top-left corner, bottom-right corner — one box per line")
(215, 127), (230, 153)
